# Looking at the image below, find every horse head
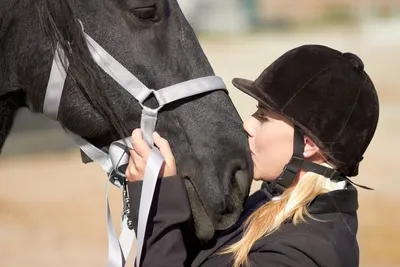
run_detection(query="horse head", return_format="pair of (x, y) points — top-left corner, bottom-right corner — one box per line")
(0, 0), (253, 242)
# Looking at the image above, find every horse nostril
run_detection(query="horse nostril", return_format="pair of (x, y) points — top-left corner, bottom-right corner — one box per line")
(223, 158), (251, 198)
(212, 158), (251, 231)
(234, 169), (251, 198)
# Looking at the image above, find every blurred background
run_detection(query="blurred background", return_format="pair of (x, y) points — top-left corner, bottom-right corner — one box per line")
(1, 0), (399, 266)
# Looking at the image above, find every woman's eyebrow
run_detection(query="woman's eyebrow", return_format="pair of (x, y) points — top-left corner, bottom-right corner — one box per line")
(258, 105), (271, 115)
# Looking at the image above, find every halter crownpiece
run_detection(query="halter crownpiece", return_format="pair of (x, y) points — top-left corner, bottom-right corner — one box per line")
(43, 23), (227, 267)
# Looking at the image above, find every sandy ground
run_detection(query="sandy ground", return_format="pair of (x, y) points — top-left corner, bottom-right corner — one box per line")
(1, 29), (400, 267)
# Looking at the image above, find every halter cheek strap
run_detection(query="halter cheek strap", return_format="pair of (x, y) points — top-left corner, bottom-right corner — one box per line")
(43, 26), (227, 267)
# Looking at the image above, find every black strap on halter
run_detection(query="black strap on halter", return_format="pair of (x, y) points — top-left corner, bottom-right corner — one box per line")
(262, 126), (373, 198)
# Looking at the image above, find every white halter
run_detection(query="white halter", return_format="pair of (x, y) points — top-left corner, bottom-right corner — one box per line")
(43, 26), (227, 267)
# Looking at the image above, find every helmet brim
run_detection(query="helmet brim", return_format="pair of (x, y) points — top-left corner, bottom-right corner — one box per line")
(232, 78), (277, 112)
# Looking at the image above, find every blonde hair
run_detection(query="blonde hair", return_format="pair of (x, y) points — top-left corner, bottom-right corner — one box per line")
(221, 163), (346, 267)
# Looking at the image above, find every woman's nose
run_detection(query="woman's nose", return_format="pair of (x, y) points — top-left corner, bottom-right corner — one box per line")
(243, 116), (256, 137)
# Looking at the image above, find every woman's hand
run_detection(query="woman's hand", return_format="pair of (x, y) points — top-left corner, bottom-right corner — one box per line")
(125, 129), (177, 182)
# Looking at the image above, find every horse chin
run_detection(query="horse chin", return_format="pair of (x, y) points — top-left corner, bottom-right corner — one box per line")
(214, 168), (251, 230)
(183, 178), (216, 242)
(183, 169), (250, 243)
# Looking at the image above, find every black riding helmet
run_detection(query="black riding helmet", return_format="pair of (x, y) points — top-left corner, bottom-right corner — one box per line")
(233, 44), (379, 194)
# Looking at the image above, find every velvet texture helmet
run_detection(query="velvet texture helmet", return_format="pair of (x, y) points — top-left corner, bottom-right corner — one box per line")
(233, 44), (379, 177)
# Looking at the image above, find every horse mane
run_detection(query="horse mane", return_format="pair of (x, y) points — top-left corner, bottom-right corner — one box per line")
(37, 0), (130, 140)
(0, 0), (17, 45)
(0, 0), (19, 96)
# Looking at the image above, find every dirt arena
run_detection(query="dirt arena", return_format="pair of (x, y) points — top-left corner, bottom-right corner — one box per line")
(1, 29), (399, 266)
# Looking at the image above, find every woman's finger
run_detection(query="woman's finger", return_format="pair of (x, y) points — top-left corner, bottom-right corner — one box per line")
(153, 132), (177, 177)
(131, 129), (151, 159)
(125, 155), (140, 182)
(153, 132), (175, 164)
(131, 149), (146, 174)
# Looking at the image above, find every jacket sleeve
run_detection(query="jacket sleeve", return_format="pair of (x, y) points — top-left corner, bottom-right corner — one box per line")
(248, 234), (338, 267)
(128, 176), (196, 267)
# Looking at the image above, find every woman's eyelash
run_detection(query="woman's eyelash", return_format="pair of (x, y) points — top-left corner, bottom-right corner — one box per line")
(259, 116), (269, 122)
(253, 109), (269, 122)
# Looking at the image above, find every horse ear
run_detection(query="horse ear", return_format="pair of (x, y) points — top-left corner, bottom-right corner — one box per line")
(80, 149), (94, 164)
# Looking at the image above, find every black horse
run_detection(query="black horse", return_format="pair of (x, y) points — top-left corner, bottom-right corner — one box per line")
(0, 0), (252, 242)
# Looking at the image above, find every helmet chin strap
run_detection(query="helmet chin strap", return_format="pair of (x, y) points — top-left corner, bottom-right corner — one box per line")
(262, 127), (354, 198)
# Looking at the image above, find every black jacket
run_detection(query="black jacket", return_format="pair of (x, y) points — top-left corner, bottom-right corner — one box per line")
(129, 176), (359, 267)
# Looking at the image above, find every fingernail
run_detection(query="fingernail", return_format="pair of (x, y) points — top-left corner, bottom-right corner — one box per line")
(153, 132), (160, 138)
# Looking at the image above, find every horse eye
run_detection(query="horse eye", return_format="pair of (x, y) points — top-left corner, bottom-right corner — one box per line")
(131, 5), (157, 20)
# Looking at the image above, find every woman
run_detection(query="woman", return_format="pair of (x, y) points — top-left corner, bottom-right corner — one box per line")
(126, 44), (379, 267)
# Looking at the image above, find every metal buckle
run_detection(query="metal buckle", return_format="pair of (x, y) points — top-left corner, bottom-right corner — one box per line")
(138, 89), (164, 112)
(108, 170), (125, 188)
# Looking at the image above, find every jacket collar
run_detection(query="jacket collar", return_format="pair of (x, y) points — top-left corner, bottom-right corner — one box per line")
(307, 184), (358, 214)
(192, 185), (358, 267)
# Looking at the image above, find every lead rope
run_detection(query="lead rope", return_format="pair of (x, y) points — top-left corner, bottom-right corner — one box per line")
(43, 22), (227, 267)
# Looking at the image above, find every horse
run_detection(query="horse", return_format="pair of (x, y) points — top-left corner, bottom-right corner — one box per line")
(0, 0), (253, 245)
